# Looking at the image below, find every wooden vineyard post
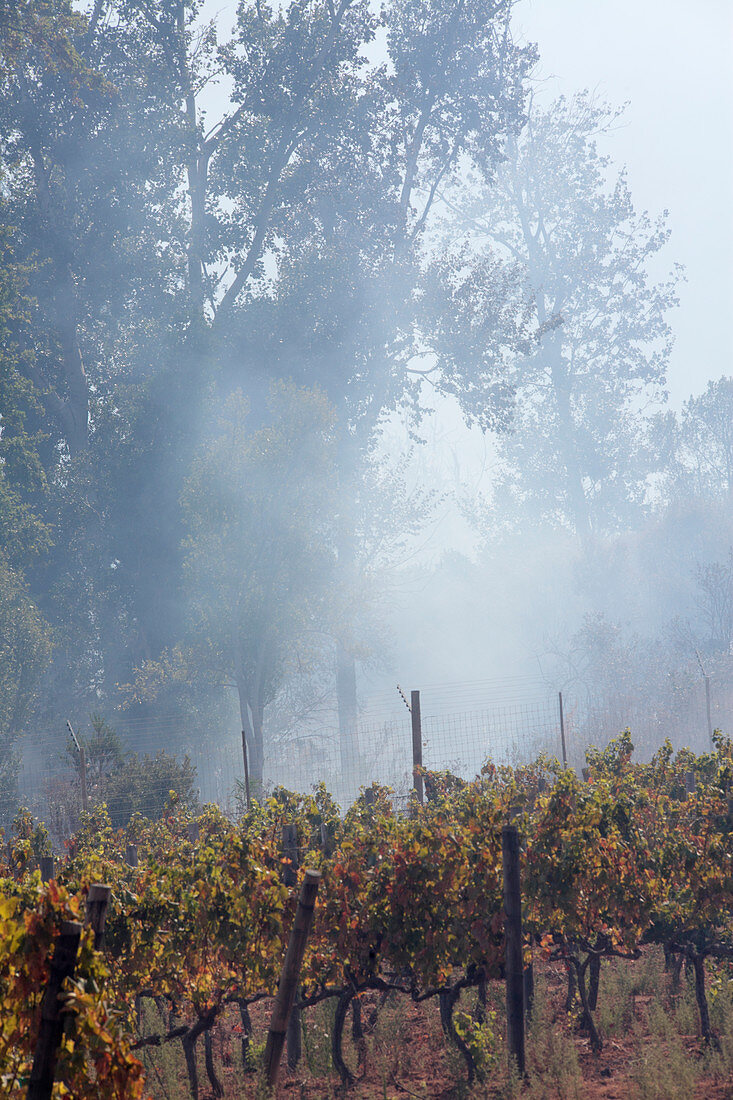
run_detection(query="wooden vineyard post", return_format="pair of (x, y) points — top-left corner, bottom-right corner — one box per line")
(40, 856), (54, 883)
(85, 884), (112, 949)
(264, 870), (321, 1089)
(241, 729), (251, 811)
(65, 721), (88, 813)
(558, 691), (567, 767)
(125, 843), (138, 868)
(320, 820), (336, 857)
(502, 824), (525, 1078)
(28, 920), (83, 1100)
(411, 690), (423, 804)
(281, 824), (301, 1068)
(79, 745), (88, 813)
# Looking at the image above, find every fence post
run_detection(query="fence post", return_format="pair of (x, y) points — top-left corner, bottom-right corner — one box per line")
(125, 843), (138, 868)
(241, 729), (251, 811)
(558, 691), (567, 767)
(281, 824), (301, 1069)
(264, 870), (321, 1089)
(705, 676), (713, 745)
(411, 690), (423, 804)
(79, 745), (88, 814)
(65, 721), (88, 814)
(40, 856), (54, 883)
(502, 824), (525, 1078)
(320, 821), (336, 857)
(85, 884), (112, 950)
(28, 920), (83, 1100)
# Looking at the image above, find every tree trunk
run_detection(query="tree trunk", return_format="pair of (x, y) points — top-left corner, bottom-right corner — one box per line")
(574, 957), (602, 1053)
(204, 1028), (223, 1097)
(509, 162), (593, 544)
(238, 1001), (252, 1072)
(332, 989), (356, 1086)
(237, 681), (264, 798)
(439, 985), (476, 1083)
(334, 518), (360, 795)
(690, 950), (718, 1048)
(351, 994), (367, 1068)
(182, 1030), (199, 1100)
(588, 954), (601, 1012)
(251, 700), (265, 798)
(549, 338), (593, 543)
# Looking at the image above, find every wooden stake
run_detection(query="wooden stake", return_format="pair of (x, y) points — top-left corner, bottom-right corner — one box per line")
(320, 821), (336, 857)
(79, 745), (88, 814)
(241, 729), (251, 810)
(28, 920), (83, 1100)
(281, 824), (301, 1067)
(411, 690), (423, 804)
(502, 825), (525, 1078)
(40, 856), (54, 883)
(85, 884), (111, 949)
(65, 721), (88, 814)
(558, 691), (567, 767)
(264, 870), (321, 1088)
(125, 843), (138, 868)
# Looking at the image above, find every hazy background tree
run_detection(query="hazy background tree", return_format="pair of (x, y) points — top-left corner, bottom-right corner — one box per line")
(178, 385), (338, 789)
(658, 377), (733, 505)
(426, 93), (681, 541)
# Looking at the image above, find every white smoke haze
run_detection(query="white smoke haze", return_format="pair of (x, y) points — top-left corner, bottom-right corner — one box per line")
(3, 0), (732, 826)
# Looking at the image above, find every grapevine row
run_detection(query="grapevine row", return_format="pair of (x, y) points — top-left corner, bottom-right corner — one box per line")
(2, 730), (732, 1095)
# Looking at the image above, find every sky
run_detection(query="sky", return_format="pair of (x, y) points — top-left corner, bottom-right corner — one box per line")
(515, 0), (733, 406)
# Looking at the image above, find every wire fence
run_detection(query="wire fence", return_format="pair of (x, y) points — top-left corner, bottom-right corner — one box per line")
(4, 668), (732, 846)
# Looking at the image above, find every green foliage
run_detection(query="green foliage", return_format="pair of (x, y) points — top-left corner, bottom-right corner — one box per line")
(0, 559), (52, 815)
(454, 1006), (502, 1076)
(101, 750), (197, 829)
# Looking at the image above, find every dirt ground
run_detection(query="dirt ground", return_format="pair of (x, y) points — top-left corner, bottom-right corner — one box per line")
(138, 949), (733, 1099)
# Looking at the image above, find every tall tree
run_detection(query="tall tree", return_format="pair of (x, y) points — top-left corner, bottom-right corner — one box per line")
(0, 212), (53, 808)
(1, 0), (189, 723)
(0, 0), (185, 455)
(239, 0), (532, 759)
(0, 0), (532, 779)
